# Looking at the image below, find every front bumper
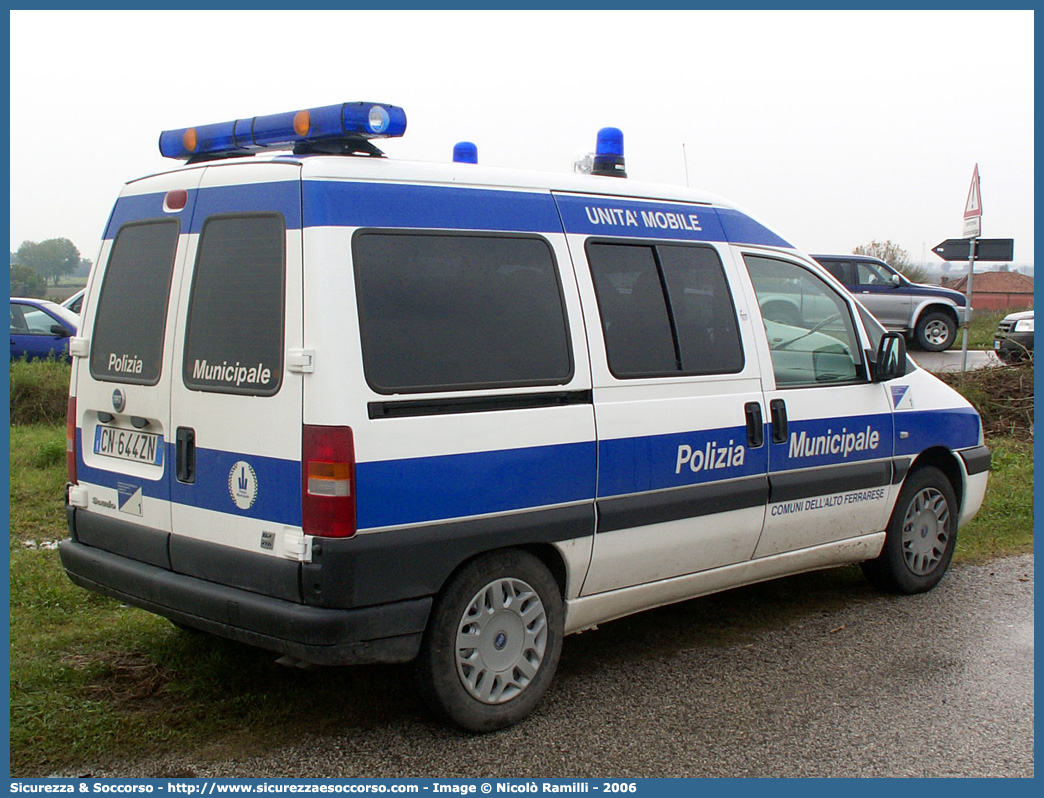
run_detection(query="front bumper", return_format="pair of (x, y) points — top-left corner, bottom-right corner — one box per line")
(993, 332), (1033, 360)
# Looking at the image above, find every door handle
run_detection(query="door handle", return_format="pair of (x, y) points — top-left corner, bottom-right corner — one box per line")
(770, 399), (788, 444)
(744, 402), (764, 448)
(176, 426), (196, 483)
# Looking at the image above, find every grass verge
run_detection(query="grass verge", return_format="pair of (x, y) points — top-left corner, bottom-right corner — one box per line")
(9, 415), (1033, 775)
(956, 307), (1013, 350)
(8, 358), (1035, 773)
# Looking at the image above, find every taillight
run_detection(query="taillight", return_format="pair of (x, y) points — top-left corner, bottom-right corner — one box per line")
(66, 396), (77, 483)
(302, 425), (356, 538)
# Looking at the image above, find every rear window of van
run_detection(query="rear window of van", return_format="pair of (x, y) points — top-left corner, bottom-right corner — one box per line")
(353, 231), (573, 393)
(90, 220), (179, 385)
(182, 214), (285, 396)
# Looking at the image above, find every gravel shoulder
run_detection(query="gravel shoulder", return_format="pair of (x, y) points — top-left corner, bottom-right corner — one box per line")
(87, 555), (1034, 779)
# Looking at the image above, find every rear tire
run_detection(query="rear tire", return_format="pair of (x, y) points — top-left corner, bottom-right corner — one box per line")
(414, 550), (563, 732)
(861, 466), (958, 594)
(914, 311), (957, 351)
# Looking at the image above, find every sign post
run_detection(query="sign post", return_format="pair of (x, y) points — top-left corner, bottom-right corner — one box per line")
(959, 164), (983, 372)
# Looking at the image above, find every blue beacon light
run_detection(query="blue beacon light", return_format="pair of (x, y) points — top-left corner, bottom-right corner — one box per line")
(592, 127), (627, 178)
(453, 142), (478, 164)
(158, 102), (407, 161)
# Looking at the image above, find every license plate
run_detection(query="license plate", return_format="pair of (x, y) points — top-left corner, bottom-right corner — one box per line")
(994, 340), (1002, 350)
(94, 425), (164, 465)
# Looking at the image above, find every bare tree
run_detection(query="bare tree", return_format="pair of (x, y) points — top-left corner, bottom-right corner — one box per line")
(853, 240), (929, 283)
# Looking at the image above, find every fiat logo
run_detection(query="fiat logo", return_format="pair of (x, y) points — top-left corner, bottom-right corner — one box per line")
(112, 389), (125, 413)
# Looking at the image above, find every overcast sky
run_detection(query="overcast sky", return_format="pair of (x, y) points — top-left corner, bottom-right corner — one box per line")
(9, 9), (1035, 267)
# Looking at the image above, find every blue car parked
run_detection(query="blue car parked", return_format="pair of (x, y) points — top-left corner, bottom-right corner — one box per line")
(10, 297), (79, 361)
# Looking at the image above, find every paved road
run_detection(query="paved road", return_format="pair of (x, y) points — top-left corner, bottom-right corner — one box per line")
(911, 348), (998, 373)
(92, 555), (1034, 779)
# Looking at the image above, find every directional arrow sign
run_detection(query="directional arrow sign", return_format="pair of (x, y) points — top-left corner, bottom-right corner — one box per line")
(932, 238), (1014, 262)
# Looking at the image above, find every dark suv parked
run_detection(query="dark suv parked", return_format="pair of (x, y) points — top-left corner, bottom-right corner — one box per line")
(993, 309), (1033, 362)
(812, 254), (968, 351)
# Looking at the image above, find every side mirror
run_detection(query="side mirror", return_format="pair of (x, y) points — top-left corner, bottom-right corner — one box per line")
(51, 324), (71, 338)
(890, 272), (902, 287)
(873, 332), (907, 382)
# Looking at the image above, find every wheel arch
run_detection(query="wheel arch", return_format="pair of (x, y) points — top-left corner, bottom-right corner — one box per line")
(906, 446), (965, 513)
(434, 542), (568, 603)
(517, 542), (569, 599)
(912, 301), (960, 330)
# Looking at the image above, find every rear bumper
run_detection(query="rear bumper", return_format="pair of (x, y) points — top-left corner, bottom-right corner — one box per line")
(59, 538), (430, 665)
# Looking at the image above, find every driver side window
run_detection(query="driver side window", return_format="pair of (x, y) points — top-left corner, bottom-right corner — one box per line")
(744, 255), (864, 387)
(857, 261), (892, 286)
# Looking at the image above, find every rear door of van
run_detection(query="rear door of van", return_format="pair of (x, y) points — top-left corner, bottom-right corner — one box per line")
(73, 168), (204, 556)
(166, 163), (306, 592)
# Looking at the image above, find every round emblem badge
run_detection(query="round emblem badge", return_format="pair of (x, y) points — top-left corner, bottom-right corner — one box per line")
(228, 461), (258, 510)
(112, 388), (126, 413)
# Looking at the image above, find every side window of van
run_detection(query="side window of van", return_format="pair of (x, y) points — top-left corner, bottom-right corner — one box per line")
(587, 242), (744, 378)
(90, 220), (179, 385)
(182, 214), (285, 396)
(353, 232), (573, 393)
(744, 255), (863, 387)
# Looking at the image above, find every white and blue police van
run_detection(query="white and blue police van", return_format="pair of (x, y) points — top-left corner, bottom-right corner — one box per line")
(60, 101), (991, 731)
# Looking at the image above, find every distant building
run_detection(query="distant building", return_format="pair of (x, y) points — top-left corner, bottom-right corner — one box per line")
(941, 270), (1034, 310)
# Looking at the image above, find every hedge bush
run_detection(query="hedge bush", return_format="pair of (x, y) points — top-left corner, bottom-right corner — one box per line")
(7, 358), (1034, 437)
(10, 359), (71, 425)
(937, 360), (1034, 438)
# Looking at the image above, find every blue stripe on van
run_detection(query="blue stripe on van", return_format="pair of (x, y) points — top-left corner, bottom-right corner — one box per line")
(553, 194), (792, 248)
(104, 182), (790, 249)
(103, 182), (303, 239)
(598, 424), (767, 497)
(302, 181), (564, 233)
(168, 446), (302, 525)
(768, 412), (894, 472)
(190, 181), (301, 231)
(554, 194), (727, 242)
(894, 407), (980, 457)
(715, 207), (792, 248)
(77, 435), (301, 526)
(75, 409), (979, 530)
(104, 193), (177, 238)
(355, 441), (597, 530)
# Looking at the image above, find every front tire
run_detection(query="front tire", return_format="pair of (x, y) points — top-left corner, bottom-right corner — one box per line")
(914, 310), (957, 351)
(414, 550), (563, 732)
(861, 466), (958, 594)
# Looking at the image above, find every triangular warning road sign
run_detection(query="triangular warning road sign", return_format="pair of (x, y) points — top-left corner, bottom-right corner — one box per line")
(964, 163), (982, 218)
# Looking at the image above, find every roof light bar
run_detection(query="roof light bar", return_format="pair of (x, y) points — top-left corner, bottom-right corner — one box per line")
(158, 102), (407, 161)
